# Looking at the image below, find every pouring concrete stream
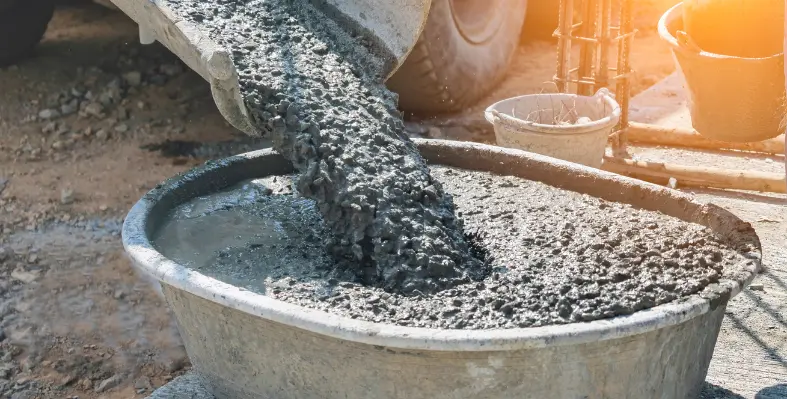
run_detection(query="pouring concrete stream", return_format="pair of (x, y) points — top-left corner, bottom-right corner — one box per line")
(122, 139), (761, 399)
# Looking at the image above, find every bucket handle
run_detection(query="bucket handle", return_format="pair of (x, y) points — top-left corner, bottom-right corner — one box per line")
(539, 81), (559, 94)
(593, 88), (611, 101)
(488, 109), (527, 128)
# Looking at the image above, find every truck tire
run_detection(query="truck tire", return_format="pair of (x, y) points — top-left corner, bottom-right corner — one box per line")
(0, 0), (55, 67)
(387, 0), (528, 115)
(522, 0), (561, 40)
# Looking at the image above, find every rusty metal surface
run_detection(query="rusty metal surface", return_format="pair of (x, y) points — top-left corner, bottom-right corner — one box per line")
(553, 0), (636, 152)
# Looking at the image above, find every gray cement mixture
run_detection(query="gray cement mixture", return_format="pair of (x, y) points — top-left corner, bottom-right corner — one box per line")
(167, 0), (485, 294)
(152, 168), (756, 330)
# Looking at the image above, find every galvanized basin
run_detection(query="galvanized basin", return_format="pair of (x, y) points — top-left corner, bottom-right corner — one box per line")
(122, 139), (761, 399)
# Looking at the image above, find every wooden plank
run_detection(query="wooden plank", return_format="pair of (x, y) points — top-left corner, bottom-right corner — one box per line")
(627, 122), (786, 155)
(601, 156), (787, 193)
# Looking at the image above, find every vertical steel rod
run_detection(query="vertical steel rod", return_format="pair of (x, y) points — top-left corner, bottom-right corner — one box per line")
(554, 0), (574, 93)
(595, 0), (613, 92)
(577, 0), (599, 96)
(613, 0), (634, 152)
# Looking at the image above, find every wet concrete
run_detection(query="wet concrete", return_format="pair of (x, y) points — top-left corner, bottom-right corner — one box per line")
(166, 0), (485, 294)
(146, 372), (215, 399)
(152, 168), (755, 330)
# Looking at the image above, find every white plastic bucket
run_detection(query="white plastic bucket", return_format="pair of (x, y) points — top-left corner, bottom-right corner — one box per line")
(484, 89), (621, 168)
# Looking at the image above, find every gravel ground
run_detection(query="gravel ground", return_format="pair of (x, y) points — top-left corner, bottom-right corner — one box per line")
(0, 5), (218, 398)
(154, 167), (757, 330)
(0, 219), (186, 399)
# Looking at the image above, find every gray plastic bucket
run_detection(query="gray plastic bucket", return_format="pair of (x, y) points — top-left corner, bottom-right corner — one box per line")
(484, 89), (620, 168)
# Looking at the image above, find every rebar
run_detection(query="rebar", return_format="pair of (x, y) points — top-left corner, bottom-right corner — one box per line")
(554, 0), (636, 154)
(594, 0), (613, 92)
(613, 0), (634, 153)
(576, 0), (598, 95)
(554, 0), (574, 93)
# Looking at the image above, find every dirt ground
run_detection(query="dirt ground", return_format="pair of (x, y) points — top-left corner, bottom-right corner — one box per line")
(0, 1), (754, 398)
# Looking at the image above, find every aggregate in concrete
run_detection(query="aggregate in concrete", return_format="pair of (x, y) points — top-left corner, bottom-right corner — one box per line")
(166, 0), (485, 294)
(153, 168), (757, 330)
(145, 372), (215, 399)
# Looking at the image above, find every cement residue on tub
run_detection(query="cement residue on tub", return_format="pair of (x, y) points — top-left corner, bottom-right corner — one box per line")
(166, 0), (485, 294)
(152, 167), (757, 330)
(153, 178), (342, 291)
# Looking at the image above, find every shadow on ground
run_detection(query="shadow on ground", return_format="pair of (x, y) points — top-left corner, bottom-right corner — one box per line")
(701, 383), (745, 399)
(755, 383), (787, 399)
(694, 188), (787, 206)
(699, 382), (787, 398)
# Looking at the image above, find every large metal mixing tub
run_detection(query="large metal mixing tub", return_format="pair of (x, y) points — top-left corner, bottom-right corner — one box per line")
(122, 139), (761, 399)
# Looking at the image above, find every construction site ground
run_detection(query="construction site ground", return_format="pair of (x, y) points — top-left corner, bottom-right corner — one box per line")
(0, 1), (783, 398)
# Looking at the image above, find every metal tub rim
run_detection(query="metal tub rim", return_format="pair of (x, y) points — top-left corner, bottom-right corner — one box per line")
(659, 2), (784, 61)
(121, 139), (761, 352)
